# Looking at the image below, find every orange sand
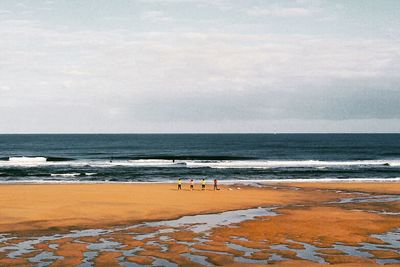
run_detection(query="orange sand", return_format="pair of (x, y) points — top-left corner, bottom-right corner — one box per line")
(287, 182), (400, 194)
(0, 183), (342, 233)
(210, 206), (399, 247)
(1, 182), (399, 266)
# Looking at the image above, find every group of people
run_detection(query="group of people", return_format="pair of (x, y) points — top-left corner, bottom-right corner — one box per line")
(177, 178), (219, 191)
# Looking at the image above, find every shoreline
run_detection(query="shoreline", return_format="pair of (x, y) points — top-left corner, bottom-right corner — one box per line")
(0, 177), (399, 185)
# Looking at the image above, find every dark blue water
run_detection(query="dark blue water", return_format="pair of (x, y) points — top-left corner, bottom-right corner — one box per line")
(0, 134), (399, 182)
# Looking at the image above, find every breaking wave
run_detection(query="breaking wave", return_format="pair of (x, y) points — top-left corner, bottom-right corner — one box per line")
(9, 157), (47, 163)
(50, 173), (81, 177)
(0, 157), (399, 169)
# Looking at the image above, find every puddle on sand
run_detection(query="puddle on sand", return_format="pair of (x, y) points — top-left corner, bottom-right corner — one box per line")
(78, 251), (98, 267)
(332, 244), (373, 258)
(146, 240), (168, 252)
(233, 249), (288, 265)
(122, 247), (143, 257)
(231, 244), (287, 265)
(145, 206), (277, 233)
(378, 258), (400, 265)
(132, 207), (276, 240)
(372, 229), (400, 249)
(0, 234), (12, 243)
(234, 256), (269, 264)
(29, 251), (62, 267)
(226, 242), (260, 257)
(285, 230), (399, 264)
(262, 230), (400, 266)
(0, 228), (112, 258)
(190, 247), (232, 256)
(334, 194), (400, 204)
(152, 258), (178, 267)
(1, 191), (399, 267)
(270, 242), (326, 264)
(329, 232), (400, 265)
(0, 206), (277, 266)
(181, 252), (211, 266)
(87, 238), (124, 252)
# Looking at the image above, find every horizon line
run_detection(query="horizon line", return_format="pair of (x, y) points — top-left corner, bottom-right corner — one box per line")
(0, 132), (399, 135)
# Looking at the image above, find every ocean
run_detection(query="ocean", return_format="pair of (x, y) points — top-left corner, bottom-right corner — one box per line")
(0, 134), (399, 183)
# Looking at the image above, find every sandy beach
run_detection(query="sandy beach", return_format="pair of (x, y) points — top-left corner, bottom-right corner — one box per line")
(0, 183), (344, 233)
(0, 182), (399, 266)
(2, 0), (400, 264)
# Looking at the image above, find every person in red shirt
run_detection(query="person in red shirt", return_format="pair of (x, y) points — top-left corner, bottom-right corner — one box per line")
(190, 179), (194, 190)
(213, 179), (219, 190)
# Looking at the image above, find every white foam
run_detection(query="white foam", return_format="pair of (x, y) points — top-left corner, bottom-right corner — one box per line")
(1, 158), (399, 169)
(185, 159), (400, 169)
(6, 157), (47, 166)
(50, 173), (81, 177)
(216, 177), (400, 184)
(0, 158), (93, 168)
(1, 177), (399, 185)
(90, 159), (400, 169)
(127, 159), (177, 166)
(9, 157), (47, 162)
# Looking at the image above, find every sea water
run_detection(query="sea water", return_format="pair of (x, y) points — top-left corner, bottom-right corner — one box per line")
(0, 134), (399, 183)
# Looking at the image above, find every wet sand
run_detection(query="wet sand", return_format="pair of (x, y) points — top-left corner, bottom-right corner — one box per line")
(0, 182), (399, 266)
(0, 183), (342, 233)
(287, 182), (400, 194)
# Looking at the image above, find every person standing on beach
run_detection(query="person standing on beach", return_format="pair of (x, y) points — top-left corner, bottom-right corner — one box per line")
(190, 179), (194, 190)
(178, 179), (182, 190)
(214, 179), (219, 190)
(201, 179), (206, 190)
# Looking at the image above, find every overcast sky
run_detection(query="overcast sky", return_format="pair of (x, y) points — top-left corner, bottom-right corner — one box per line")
(1, 0), (400, 133)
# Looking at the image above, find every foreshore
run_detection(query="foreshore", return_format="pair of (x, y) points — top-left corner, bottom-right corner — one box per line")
(0, 182), (340, 233)
(0, 181), (399, 266)
(0, 182), (398, 234)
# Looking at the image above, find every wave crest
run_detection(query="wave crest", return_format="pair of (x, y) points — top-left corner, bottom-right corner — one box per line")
(50, 173), (81, 177)
(9, 157), (47, 163)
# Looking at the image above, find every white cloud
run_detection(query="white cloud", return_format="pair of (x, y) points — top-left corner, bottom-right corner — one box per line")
(0, 14), (399, 132)
(141, 11), (174, 22)
(246, 7), (313, 17)
(1, 19), (399, 95)
(0, 85), (11, 91)
(0, 9), (12, 15)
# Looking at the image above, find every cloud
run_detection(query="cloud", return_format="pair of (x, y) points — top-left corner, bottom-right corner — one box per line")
(246, 7), (313, 17)
(0, 85), (11, 91)
(0, 9), (12, 15)
(140, 11), (174, 23)
(0, 14), (399, 132)
(244, 1), (335, 21)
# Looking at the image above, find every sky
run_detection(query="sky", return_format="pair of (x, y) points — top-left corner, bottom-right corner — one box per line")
(0, 0), (400, 133)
